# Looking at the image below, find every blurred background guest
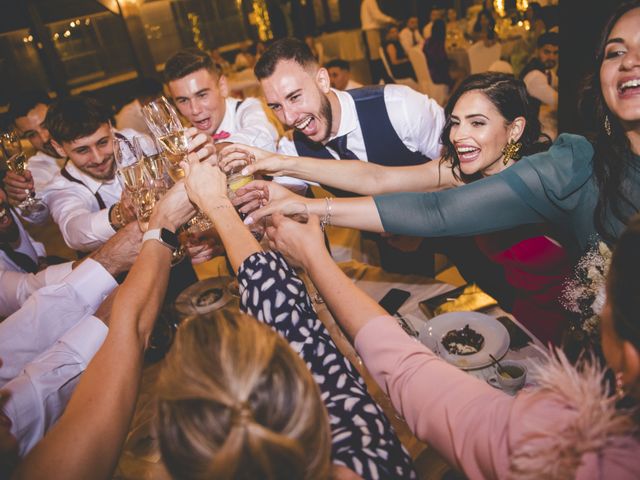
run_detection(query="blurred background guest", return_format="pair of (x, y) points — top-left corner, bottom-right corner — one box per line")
(399, 15), (423, 54)
(325, 59), (363, 91)
(383, 25), (417, 81)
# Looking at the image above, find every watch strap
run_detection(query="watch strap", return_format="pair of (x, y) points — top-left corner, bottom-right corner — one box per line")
(142, 228), (179, 251)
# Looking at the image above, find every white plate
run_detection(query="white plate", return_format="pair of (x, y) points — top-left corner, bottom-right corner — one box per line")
(174, 277), (233, 317)
(419, 311), (509, 370)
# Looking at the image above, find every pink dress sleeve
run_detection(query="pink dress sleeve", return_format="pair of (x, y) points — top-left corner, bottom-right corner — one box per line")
(354, 315), (515, 478)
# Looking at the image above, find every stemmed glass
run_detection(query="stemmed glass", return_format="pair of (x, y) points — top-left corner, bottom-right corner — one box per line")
(141, 96), (213, 229)
(0, 130), (47, 216)
(133, 134), (171, 195)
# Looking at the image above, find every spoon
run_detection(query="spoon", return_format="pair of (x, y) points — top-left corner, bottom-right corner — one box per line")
(489, 354), (505, 374)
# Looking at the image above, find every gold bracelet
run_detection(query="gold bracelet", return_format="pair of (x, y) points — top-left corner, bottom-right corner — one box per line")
(109, 202), (124, 231)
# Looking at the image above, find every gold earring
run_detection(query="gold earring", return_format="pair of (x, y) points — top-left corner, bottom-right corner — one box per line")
(615, 371), (626, 399)
(604, 115), (612, 136)
(501, 140), (522, 166)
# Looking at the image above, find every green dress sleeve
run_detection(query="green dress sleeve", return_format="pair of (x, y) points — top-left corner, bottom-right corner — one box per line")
(374, 134), (595, 250)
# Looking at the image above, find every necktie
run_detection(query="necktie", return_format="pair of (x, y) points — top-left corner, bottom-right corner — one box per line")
(1, 244), (38, 273)
(326, 135), (359, 160)
(412, 32), (418, 46)
(546, 70), (552, 85)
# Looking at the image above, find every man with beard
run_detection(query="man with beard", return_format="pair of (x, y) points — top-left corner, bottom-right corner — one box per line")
(4, 91), (64, 225)
(520, 32), (559, 138)
(42, 96), (139, 253)
(251, 37), (444, 275)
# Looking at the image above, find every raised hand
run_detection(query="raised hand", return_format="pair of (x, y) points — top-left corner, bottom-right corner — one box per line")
(219, 144), (283, 175)
(181, 154), (228, 210)
(151, 181), (196, 231)
(266, 213), (326, 269)
(4, 170), (34, 206)
(236, 180), (310, 225)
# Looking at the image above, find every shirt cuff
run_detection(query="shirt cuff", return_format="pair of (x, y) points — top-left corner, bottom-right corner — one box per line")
(59, 315), (108, 363)
(64, 258), (117, 311)
(91, 207), (117, 240)
(42, 262), (74, 286)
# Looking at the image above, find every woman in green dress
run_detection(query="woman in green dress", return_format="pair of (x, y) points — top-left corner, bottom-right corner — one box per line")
(240, 1), (640, 258)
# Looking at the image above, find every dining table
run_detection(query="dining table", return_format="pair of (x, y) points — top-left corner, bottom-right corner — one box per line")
(113, 257), (548, 479)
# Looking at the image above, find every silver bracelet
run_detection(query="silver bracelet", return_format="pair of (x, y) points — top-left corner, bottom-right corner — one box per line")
(320, 197), (332, 231)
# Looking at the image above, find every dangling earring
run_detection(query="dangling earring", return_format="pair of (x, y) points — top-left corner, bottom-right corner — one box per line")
(604, 115), (612, 136)
(501, 140), (522, 166)
(615, 371), (626, 399)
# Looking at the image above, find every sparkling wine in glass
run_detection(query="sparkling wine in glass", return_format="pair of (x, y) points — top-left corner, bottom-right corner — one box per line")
(0, 130), (47, 216)
(141, 97), (188, 181)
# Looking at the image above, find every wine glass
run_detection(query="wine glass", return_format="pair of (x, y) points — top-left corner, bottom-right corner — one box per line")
(0, 130), (47, 216)
(133, 134), (171, 194)
(141, 96), (188, 182)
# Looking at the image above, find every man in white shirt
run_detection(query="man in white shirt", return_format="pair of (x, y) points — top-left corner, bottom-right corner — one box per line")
(0, 221), (142, 457)
(399, 16), (424, 52)
(3, 91), (64, 225)
(325, 59), (364, 91)
(253, 38), (444, 275)
(114, 77), (163, 137)
(520, 32), (559, 138)
(164, 48), (278, 153)
(38, 96), (138, 252)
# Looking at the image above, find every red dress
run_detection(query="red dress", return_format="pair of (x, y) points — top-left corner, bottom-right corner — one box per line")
(475, 227), (573, 345)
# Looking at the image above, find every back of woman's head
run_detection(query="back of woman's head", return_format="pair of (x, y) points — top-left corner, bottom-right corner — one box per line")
(607, 214), (640, 351)
(579, 1), (640, 244)
(440, 72), (550, 174)
(155, 311), (331, 480)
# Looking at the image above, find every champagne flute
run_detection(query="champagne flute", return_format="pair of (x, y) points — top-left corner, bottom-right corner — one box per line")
(141, 97), (188, 182)
(142, 96), (214, 231)
(133, 134), (171, 194)
(0, 130), (47, 215)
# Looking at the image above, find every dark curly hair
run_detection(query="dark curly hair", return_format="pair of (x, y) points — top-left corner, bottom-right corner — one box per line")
(439, 72), (551, 182)
(579, 1), (640, 245)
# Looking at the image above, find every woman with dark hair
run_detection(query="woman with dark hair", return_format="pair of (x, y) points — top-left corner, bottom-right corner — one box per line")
(383, 25), (418, 80)
(219, 73), (573, 343)
(423, 19), (456, 88)
(471, 8), (497, 42)
(241, 1), (640, 287)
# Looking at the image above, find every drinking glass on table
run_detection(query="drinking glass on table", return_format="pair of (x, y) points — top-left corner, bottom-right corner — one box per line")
(0, 130), (47, 216)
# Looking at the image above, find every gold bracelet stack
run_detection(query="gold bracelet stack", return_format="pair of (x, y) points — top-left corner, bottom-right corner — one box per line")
(109, 202), (125, 231)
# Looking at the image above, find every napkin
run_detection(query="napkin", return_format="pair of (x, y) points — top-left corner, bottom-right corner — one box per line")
(434, 284), (497, 315)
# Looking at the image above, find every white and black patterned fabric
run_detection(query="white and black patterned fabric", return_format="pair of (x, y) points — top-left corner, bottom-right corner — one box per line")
(238, 251), (416, 479)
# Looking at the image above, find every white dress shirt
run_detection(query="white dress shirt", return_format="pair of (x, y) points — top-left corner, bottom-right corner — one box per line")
(278, 85), (445, 161)
(0, 258), (116, 384)
(41, 129), (138, 252)
(400, 27), (424, 53)
(5, 315), (107, 456)
(115, 99), (153, 137)
(422, 22), (433, 40)
(360, 0), (395, 30)
(218, 97), (279, 152)
(0, 210), (72, 317)
(523, 69), (558, 139)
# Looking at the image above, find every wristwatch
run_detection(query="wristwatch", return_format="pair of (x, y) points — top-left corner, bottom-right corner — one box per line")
(142, 228), (179, 251)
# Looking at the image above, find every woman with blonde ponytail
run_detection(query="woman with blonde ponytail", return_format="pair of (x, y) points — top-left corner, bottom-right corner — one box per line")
(152, 153), (416, 479)
(156, 311), (332, 480)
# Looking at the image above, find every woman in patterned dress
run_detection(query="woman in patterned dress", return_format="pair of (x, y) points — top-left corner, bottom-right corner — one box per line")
(154, 155), (416, 480)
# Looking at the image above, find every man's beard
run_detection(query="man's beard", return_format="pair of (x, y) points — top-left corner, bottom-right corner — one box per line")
(318, 93), (333, 143)
(79, 155), (117, 181)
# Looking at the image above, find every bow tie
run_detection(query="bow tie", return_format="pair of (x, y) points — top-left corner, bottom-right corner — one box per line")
(212, 130), (231, 141)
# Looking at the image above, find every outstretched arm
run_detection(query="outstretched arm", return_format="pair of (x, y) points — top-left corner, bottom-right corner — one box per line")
(12, 183), (192, 480)
(220, 144), (458, 195)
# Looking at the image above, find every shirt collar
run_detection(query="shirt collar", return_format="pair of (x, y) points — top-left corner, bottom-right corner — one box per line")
(64, 160), (116, 194)
(215, 97), (237, 136)
(327, 88), (358, 142)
